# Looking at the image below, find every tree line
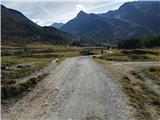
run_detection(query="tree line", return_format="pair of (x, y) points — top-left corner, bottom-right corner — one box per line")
(118, 35), (160, 49)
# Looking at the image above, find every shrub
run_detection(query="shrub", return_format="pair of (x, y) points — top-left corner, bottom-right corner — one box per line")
(1, 79), (16, 85)
(9, 86), (20, 97)
(1, 85), (20, 99)
(37, 73), (48, 81)
(29, 77), (37, 85)
(2, 67), (32, 81)
(18, 85), (25, 93)
(19, 81), (30, 89)
(1, 73), (48, 99)
(1, 86), (10, 99)
(80, 49), (95, 55)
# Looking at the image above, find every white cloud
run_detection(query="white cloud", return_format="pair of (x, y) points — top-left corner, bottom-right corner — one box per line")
(75, 4), (86, 12)
(1, 0), (134, 2)
(40, 3), (53, 17)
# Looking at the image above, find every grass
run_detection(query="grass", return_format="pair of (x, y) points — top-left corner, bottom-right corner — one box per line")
(59, 50), (80, 57)
(1, 73), (48, 99)
(1, 44), (82, 100)
(100, 54), (132, 61)
(142, 67), (160, 86)
(130, 71), (144, 80)
(2, 66), (32, 83)
(1, 44), (81, 56)
(130, 67), (160, 86)
(95, 59), (125, 78)
(1, 44), (81, 71)
(2, 44), (81, 56)
(119, 77), (160, 120)
(79, 49), (95, 55)
(1, 55), (55, 70)
(96, 48), (160, 62)
(94, 58), (160, 120)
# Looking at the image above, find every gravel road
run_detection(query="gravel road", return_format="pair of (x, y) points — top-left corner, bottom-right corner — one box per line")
(2, 56), (133, 120)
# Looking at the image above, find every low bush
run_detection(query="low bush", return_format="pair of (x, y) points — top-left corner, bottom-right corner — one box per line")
(80, 49), (95, 55)
(9, 86), (20, 97)
(122, 49), (159, 55)
(143, 67), (160, 86)
(2, 67), (32, 81)
(1, 73), (48, 99)
(1, 79), (16, 85)
(1, 85), (10, 99)
(29, 77), (37, 85)
(120, 76), (160, 120)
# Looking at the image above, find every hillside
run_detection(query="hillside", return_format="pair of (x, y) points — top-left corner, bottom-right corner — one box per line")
(99, 1), (160, 33)
(61, 1), (160, 44)
(1, 5), (77, 45)
(50, 23), (64, 29)
(118, 34), (160, 49)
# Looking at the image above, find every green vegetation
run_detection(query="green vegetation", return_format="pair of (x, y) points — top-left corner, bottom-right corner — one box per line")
(1, 44), (81, 69)
(142, 67), (160, 86)
(80, 49), (95, 55)
(130, 71), (143, 80)
(1, 44), (81, 100)
(2, 44), (104, 100)
(95, 58), (160, 120)
(1, 44), (80, 56)
(96, 48), (160, 61)
(98, 54), (132, 61)
(118, 35), (160, 49)
(2, 66), (32, 84)
(1, 55), (55, 73)
(130, 67), (160, 86)
(1, 73), (48, 99)
(120, 77), (160, 120)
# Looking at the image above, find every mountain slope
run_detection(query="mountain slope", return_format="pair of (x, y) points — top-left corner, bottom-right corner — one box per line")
(61, 1), (160, 44)
(61, 11), (154, 44)
(118, 34), (160, 49)
(99, 1), (160, 33)
(1, 5), (77, 45)
(50, 23), (64, 29)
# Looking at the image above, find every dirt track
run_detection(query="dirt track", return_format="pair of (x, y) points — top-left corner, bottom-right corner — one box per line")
(2, 56), (133, 120)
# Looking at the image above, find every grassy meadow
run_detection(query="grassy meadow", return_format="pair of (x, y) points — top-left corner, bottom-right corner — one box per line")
(1, 44), (106, 99)
(94, 47), (160, 120)
(1, 44), (81, 99)
(2, 43), (160, 119)
(95, 47), (160, 61)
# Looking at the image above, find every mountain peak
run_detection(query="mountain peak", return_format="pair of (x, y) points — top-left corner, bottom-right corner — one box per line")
(1, 5), (77, 45)
(50, 22), (64, 29)
(77, 10), (87, 17)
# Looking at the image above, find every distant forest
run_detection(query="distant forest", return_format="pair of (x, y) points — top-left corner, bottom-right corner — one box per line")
(118, 35), (160, 49)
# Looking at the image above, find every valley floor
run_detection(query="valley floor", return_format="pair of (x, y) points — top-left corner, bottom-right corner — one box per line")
(2, 56), (134, 120)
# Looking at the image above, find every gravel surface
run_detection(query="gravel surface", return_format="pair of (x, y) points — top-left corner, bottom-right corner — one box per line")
(2, 56), (134, 120)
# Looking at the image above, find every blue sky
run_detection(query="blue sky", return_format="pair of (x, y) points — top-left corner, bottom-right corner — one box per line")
(1, 0), (155, 26)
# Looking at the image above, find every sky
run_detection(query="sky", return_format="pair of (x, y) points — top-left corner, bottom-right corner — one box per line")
(1, 0), (157, 26)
